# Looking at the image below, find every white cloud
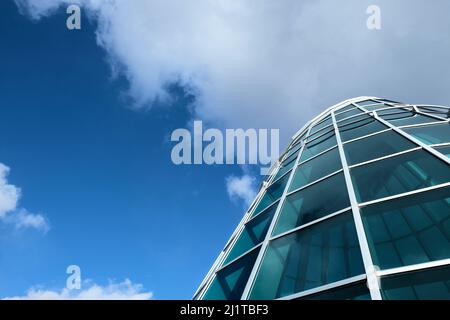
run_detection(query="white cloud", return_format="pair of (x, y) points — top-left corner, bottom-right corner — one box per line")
(0, 163), (49, 233)
(4, 279), (153, 300)
(226, 174), (257, 206)
(14, 0), (450, 143)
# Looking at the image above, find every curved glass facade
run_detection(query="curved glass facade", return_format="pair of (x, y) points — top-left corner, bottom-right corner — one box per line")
(195, 97), (450, 300)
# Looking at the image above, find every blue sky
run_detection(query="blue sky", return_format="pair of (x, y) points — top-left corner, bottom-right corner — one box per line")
(3, 0), (450, 299)
(0, 1), (259, 299)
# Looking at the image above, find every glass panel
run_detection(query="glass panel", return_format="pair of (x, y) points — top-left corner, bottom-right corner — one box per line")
(284, 142), (302, 161)
(335, 108), (363, 121)
(381, 265), (450, 300)
(274, 158), (296, 182)
(344, 130), (416, 166)
(336, 104), (355, 113)
(417, 106), (450, 119)
(301, 131), (337, 161)
(249, 212), (365, 300)
(351, 149), (450, 203)
(203, 249), (259, 300)
(364, 104), (388, 111)
(357, 100), (378, 106)
(403, 124), (450, 145)
(339, 116), (388, 142)
(310, 116), (332, 134)
(299, 281), (370, 300)
(361, 187), (450, 270)
(252, 173), (290, 216)
(274, 173), (350, 235)
(224, 204), (277, 265)
(290, 147), (341, 191)
(381, 111), (440, 126)
(435, 146), (450, 158)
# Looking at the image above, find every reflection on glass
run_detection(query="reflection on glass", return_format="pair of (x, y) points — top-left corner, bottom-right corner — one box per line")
(301, 131), (336, 161)
(339, 116), (388, 142)
(224, 204), (277, 265)
(252, 174), (290, 216)
(381, 265), (450, 300)
(435, 146), (450, 158)
(274, 173), (350, 235)
(361, 187), (450, 270)
(290, 147), (341, 191)
(351, 150), (450, 203)
(335, 108), (363, 121)
(381, 111), (440, 126)
(344, 130), (416, 165)
(203, 249), (259, 300)
(249, 212), (365, 299)
(310, 116), (333, 134)
(404, 124), (450, 145)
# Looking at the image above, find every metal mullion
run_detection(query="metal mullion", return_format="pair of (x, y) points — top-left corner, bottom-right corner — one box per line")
(358, 181), (450, 208)
(398, 120), (450, 129)
(306, 126), (334, 144)
(376, 258), (450, 278)
(269, 206), (351, 242)
(348, 147), (422, 169)
(331, 110), (383, 300)
(431, 142), (450, 148)
(413, 106), (448, 122)
(372, 111), (450, 167)
(276, 274), (367, 300)
(240, 125), (313, 299)
(245, 200), (279, 225)
(285, 168), (343, 197)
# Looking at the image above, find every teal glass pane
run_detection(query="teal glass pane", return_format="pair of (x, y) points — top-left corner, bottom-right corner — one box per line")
(344, 130), (416, 166)
(274, 173), (350, 235)
(299, 282), (370, 300)
(249, 212), (365, 300)
(381, 111), (440, 126)
(290, 147), (341, 191)
(301, 131), (337, 161)
(224, 204), (277, 265)
(337, 104), (356, 113)
(351, 150), (450, 203)
(310, 116), (333, 134)
(357, 100), (378, 106)
(381, 265), (450, 300)
(361, 187), (450, 270)
(252, 173), (290, 217)
(364, 104), (388, 111)
(284, 142), (302, 161)
(203, 249), (259, 300)
(404, 123), (450, 145)
(335, 108), (363, 121)
(339, 116), (388, 142)
(274, 158), (296, 181)
(417, 106), (450, 119)
(435, 146), (450, 158)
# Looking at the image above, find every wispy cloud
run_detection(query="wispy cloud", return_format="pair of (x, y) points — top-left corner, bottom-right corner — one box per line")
(3, 279), (153, 300)
(226, 174), (257, 207)
(0, 163), (49, 233)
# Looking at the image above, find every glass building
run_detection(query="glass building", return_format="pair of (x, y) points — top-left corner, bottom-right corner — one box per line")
(194, 97), (450, 300)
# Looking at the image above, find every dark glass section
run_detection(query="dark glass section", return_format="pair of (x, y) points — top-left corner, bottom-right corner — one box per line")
(335, 108), (363, 121)
(203, 249), (260, 300)
(301, 131), (337, 161)
(361, 187), (450, 270)
(284, 142), (302, 161)
(274, 173), (350, 235)
(249, 212), (365, 299)
(381, 265), (450, 300)
(337, 104), (355, 113)
(290, 147), (341, 191)
(224, 204), (277, 265)
(252, 173), (290, 217)
(339, 116), (388, 142)
(404, 123), (450, 145)
(417, 106), (450, 119)
(299, 281), (370, 300)
(344, 130), (416, 165)
(351, 150), (450, 203)
(273, 157), (296, 182)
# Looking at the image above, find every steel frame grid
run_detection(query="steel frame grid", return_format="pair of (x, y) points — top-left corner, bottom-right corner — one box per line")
(194, 97), (450, 300)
